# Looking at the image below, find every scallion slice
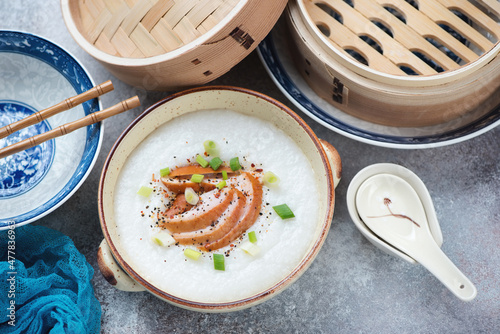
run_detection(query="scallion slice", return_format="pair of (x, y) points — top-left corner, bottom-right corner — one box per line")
(248, 231), (257, 243)
(216, 180), (226, 190)
(160, 167), (170, 177)
(213, 253), (225, 271)
(137, 186), (153, 197)
(240, 241), (260, 256)
(209, 157), (223, 171)
(263, 171), (280, 187)
(151, 231), (175, 247)
(230, 157), (241, 171)
(273, 204), (295, 219)
(190, 174), (204, 183)
(196, 155), (209, 168)
(203, 140), (219, 156)
(222, 170), (228, 180)
(184, 248), (201, 260)
(185, 187), (199, 205)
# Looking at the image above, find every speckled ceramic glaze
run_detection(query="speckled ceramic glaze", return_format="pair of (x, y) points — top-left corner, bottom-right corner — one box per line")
(0, 31), (102, 228)
(98, 86), (341, 312)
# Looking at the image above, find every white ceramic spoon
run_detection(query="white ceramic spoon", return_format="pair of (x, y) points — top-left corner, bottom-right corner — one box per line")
(356, 173), (477, 301)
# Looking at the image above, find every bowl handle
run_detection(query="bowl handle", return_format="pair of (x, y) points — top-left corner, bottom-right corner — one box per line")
(97, 239), (146, 292)
(319, 139), (342, 189)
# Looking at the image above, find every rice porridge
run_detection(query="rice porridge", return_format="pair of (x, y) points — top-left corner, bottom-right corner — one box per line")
(113, 109), (320, 303)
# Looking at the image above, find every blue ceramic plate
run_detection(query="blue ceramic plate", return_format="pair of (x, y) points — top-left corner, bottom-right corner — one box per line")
(257, 20), (500, 149)
(0, 31), (102, 229)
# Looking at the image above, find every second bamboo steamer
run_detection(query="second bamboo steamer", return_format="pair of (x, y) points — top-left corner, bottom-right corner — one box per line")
(287, 0), (500, 127)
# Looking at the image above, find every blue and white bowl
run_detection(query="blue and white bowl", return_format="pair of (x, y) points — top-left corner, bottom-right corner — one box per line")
(0, 31), (102, 229)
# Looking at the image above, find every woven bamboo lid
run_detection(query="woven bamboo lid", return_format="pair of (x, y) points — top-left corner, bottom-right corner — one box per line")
(63, 0), (287, 89)
(77, 0), (240, 58)
(297, 0), (500, 84)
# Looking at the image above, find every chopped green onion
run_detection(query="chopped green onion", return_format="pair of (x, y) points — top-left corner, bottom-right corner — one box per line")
(190, 174), (204, 183)
(248, 231), (257, 243)
(185, 187), (199, 205)
(216, 180), (226, 190)
(137, 186), (153, 197)
(160, 167), (170, 177)
(203, 140), (219, 156)
(209, 157), (223, 171)
(184, 248), (202, 260)
(196, 155), (209, 168)
(151, 231), (175, 247)
(240, 241), (260, 256)
(230, 157), (241, 171)
(263, 171), (280, 187)
(273, 204), (295, 219)
(213, 253), (225, 271)
(222, 170), (228, 180)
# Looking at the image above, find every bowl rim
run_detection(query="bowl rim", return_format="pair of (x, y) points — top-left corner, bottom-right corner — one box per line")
(0, 30), (103, 229)
(98, 85), (335, 311)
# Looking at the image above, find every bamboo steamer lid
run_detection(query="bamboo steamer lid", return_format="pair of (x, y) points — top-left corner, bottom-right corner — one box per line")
(61, 0), (288, 90)
(288, 0), (500, 126)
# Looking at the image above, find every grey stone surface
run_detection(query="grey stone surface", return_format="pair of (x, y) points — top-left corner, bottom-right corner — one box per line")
(2, 1), (500, 333)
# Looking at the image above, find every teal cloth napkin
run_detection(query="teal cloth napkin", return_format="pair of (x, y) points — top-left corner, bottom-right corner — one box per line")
(0, 225), (101, 333)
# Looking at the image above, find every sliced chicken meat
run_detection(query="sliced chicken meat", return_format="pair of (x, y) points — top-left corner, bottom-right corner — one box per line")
(172, 189), (246, 246)
(160, 177), (217, 194)
(159, 164), (264, 252)
(161, 165), (238, 193)
(201, 172), (263, 251)
(169, 165), (236, 177)
(160, 188), (234, 233)
(163, 193), (193, 218)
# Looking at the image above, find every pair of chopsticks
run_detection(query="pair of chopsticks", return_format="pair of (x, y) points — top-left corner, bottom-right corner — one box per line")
(0, 80), (140, 159)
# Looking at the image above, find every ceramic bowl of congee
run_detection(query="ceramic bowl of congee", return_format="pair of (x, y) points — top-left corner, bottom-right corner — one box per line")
(97, 86), (341, 312)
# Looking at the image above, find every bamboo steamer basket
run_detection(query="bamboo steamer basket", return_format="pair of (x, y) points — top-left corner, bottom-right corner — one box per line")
(61, 0), (287, 91)
(287, 0), (500, 127)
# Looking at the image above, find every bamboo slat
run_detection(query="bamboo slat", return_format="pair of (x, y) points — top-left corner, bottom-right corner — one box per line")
(305, 0), (439, 75)
(479, 0), (500, 18)
(353, 0), (461, 72)
(436, 0), (500, 42)
(303, 0), (500, 76)
(77, 0), (240, 58)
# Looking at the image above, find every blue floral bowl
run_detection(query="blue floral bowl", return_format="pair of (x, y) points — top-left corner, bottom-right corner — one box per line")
(0, 31), (102, 229)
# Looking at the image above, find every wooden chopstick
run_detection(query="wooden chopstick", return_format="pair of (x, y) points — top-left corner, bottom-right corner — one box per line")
(0, 96), (140, 159)
(0, 80), (114, 139)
